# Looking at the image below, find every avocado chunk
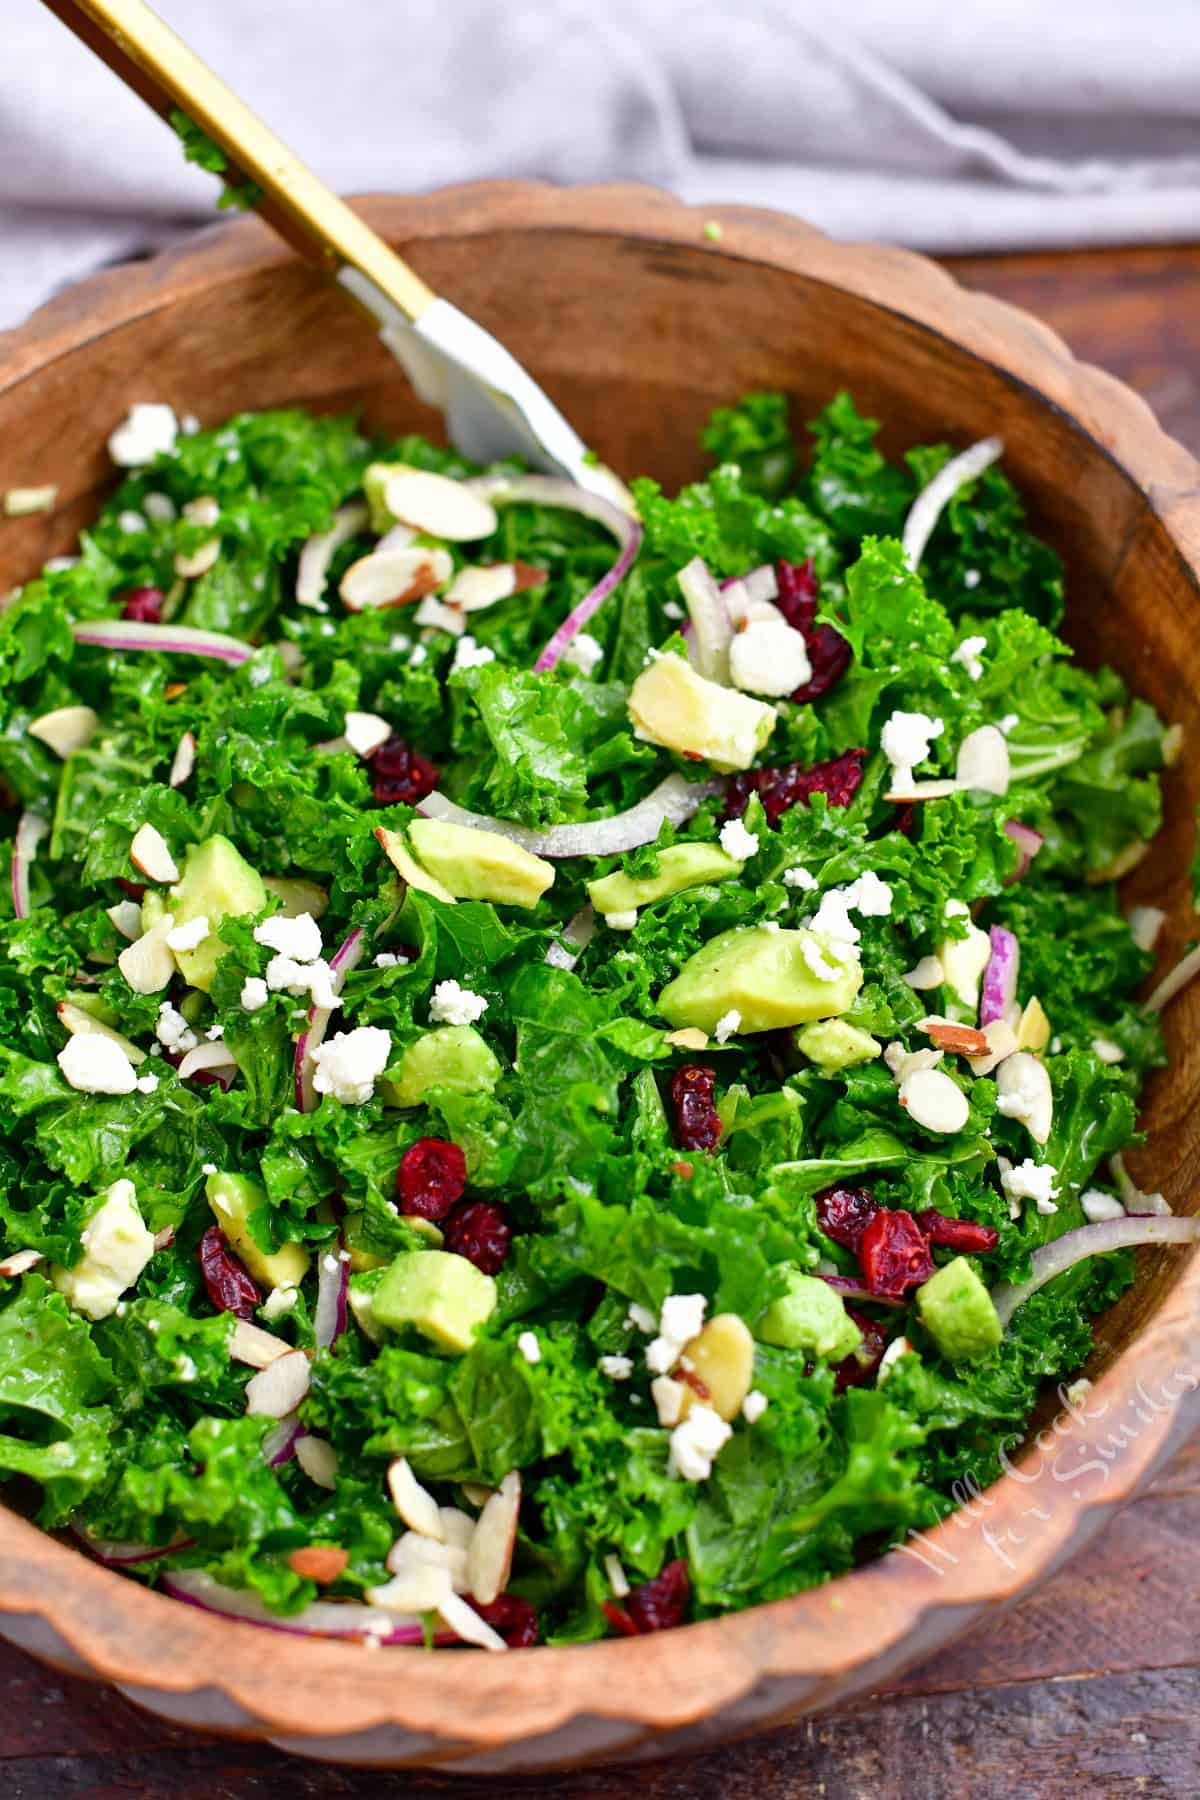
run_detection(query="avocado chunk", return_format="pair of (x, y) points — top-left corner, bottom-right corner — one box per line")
(343, 1212), (443, 1273)
(408, 818), (554, 910)
(658, 925), (862, 1035)
(206, 1171), (310, 1290)
(362, 461), (408, 534)
(757, 1269), (862, 1361)
(916, 1257), (1002, 1363)
(373, 1249), (497, 1354)
(627, 653), (776, 772)
(168, 835), (267, 991)
(794, 1019), (881, 1073)
(347, 1267), (386, 1340)
(586, 842), (743, 914)
(382, 1025), (501, 1108)
(375, 825), (457, 904)
(937, 903), (992, 1021)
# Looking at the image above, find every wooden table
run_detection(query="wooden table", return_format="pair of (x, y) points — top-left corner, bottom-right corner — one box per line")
(6, 242), (1200, 1800)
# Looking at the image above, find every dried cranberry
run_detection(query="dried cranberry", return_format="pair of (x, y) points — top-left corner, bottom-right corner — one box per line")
(614, 1560), (691, 1634)
(833, 1308), (889, 1393)
(396, 1137), (467, 1221)
(668, 1064), (722, 1153)
(723, 747), (867, 826)
(890, 803), (917, 839)
(198, 1226), (260, 1320)
(371, 736), (439, 808)
(815, 1185), (879, 1253)
(857, 1208), (935, 1299)
(470, 1593), (539, 1648)
(916, 1208), (999, 1254)
(443, 1200), (511, 1274)
(773, 560), (852, 704)
(116, 876), (147, 901)
(119, 585), (165, 623)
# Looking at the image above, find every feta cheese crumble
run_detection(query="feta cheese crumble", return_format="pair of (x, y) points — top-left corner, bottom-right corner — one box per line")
(783, 864), (818, 891)
(451, 635), (495, 672)
(625, 1303), (657, 1335)
(950, 635), (987, 682)
(262, 1284), (299, 1322)
(517, 1331), (542, 1365)
(1081, 1189), (1126, 1223)
(1001, 1158), (1061, 1215)
(373, 953), (400, 969)
(669, 1403), (732, 1482)
(309, 1026), (392, 1105)
(265, 955), (340, 1012)
(240, 976), (269, 1012)
(646, 1293), (706, 1374)
(107, 403), (179, 468)
(564, 632), (603, 677)
(429, 980), (488, 1027)
(651, 1375), (686, 1427)
(156, 1002), (198, 1054)
(604, 910), (638, 932)
(135, 1073), (159, 1094)
(741, 1389), (769, 1424)
(719, 817), (760, 862)
(713, 1009), (741, 1044)
(729, 617), (812, 697)
(253, 912), (323, 964)
(880, 709), (944, 789)
(51, 1179), (154, 1320)
(165, 914), (210, 953)
(57, 1033), (138, 1095)
(598, 1354), (634, 1380)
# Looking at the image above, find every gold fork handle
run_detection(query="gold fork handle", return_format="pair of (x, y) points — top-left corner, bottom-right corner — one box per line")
(39, 0), (437, 325)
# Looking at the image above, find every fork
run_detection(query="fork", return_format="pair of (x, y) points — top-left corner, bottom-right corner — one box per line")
(39, 0), (631, 506)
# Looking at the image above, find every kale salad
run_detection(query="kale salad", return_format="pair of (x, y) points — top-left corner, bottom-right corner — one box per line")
(0, 389), (1194, 1652)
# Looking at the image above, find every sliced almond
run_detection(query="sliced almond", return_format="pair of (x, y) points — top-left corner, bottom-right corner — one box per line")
(177, 1041), (238, 1081)
(294, 1434), (338, 1489)
(445, 564), (518, 612)
(168, 731), (196, 787)
(366, 1563), (452, 1615)
(117, 917), (177, 994)
(174, 539), (221, 579)
(57, 1000), (146, 1066)
(245, 1348), (311, 1418)
(230, 1318), (293, 1368)
(413, 595), (467, 636)
(182, 495), (220, 528)
(465, 1470), (520, 1606)
(675, 1315), (755, 1424)
(153, 1225), (176, 1251)
(387, 1456), (444, 1540)
(884, 779), (960, 803)
(461, 1483), (493, 1510)
(438, 1507), (477, 1550)
(106, 900), (143, 941)
(898, 1066), (970, 1134)
(664, 1027), (710, 1051)
(375, 522), (418, 554)
(1015, 996), (1051, 1054)
(129, 823), (179, 884)
(381, 470), (498, 542)
(387, 1533), (469, 1587)
(0, 1248), (44, 1278)
(903, 955), (945, 990)
(340, 547), (453, 612)
(287, 1545), (349, 1584)
(923, 1020), (989, 1057)
(343, 711), (392, 758)
(296, 501), (370, 609)
(437, 1588), (507, 1652)
(967, 1017), (1020, 1077)
(28, 705), (98, 759)
(4, 484), (58, 517)
(956, 725), (1010, 797)
(263, 876), (329, 920)
(375, 825), (457, 905)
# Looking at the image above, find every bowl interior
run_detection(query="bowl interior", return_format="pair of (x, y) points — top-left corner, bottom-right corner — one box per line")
(0, 191), (1198, 1752)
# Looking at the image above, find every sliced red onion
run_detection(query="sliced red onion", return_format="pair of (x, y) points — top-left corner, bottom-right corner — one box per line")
(979, 926), (1020, 1027)
(1003, 819), (1044, 883)
(11, 811), (48, 920)
(545, 904), (596, 972)
(992, 1214), (1200, 1328)
(418, 773), (720, 860)
(818, 1274), (905, 1310)
(902, 437), (1005, 570)
(296, 501), (369, 610)
(740, 565), (779, 606)
(71, 1524), (196, 1567)
(294, 927), (366, 1113)
(262, 1416), (303, 1468)
(72, 619), (253, 665)
(314, 1247), (350, 1351)
(1145, 946), (1200, 1015)
(464, 474), (641, 673)
(678, 557), (732, 683)
(161, 1569), (448, 1644)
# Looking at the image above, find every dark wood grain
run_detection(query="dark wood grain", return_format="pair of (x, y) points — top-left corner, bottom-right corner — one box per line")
(4, 237), (1200, 1796)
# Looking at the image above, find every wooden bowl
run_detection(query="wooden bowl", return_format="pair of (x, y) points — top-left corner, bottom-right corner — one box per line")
(1, 184), (1199, 1774)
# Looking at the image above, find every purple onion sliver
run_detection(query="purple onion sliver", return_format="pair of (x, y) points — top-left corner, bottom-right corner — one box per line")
(979, 925), (1020, 1027)
(817, 1273), (905, 1310)
(1003, 818), (1044, 884)
(160, 1570), (454, 1644)
(991, 1215), (1200, 1328)
(295, 927), (366, 1113)
(71, 1522), (196, 1566)
(262, 1416), (303, 1468)
(71, 619), (253, 665)
(11, 812), (46, 921)
(314, 1248), (350, 1351)
(417, 773), (720, 860)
